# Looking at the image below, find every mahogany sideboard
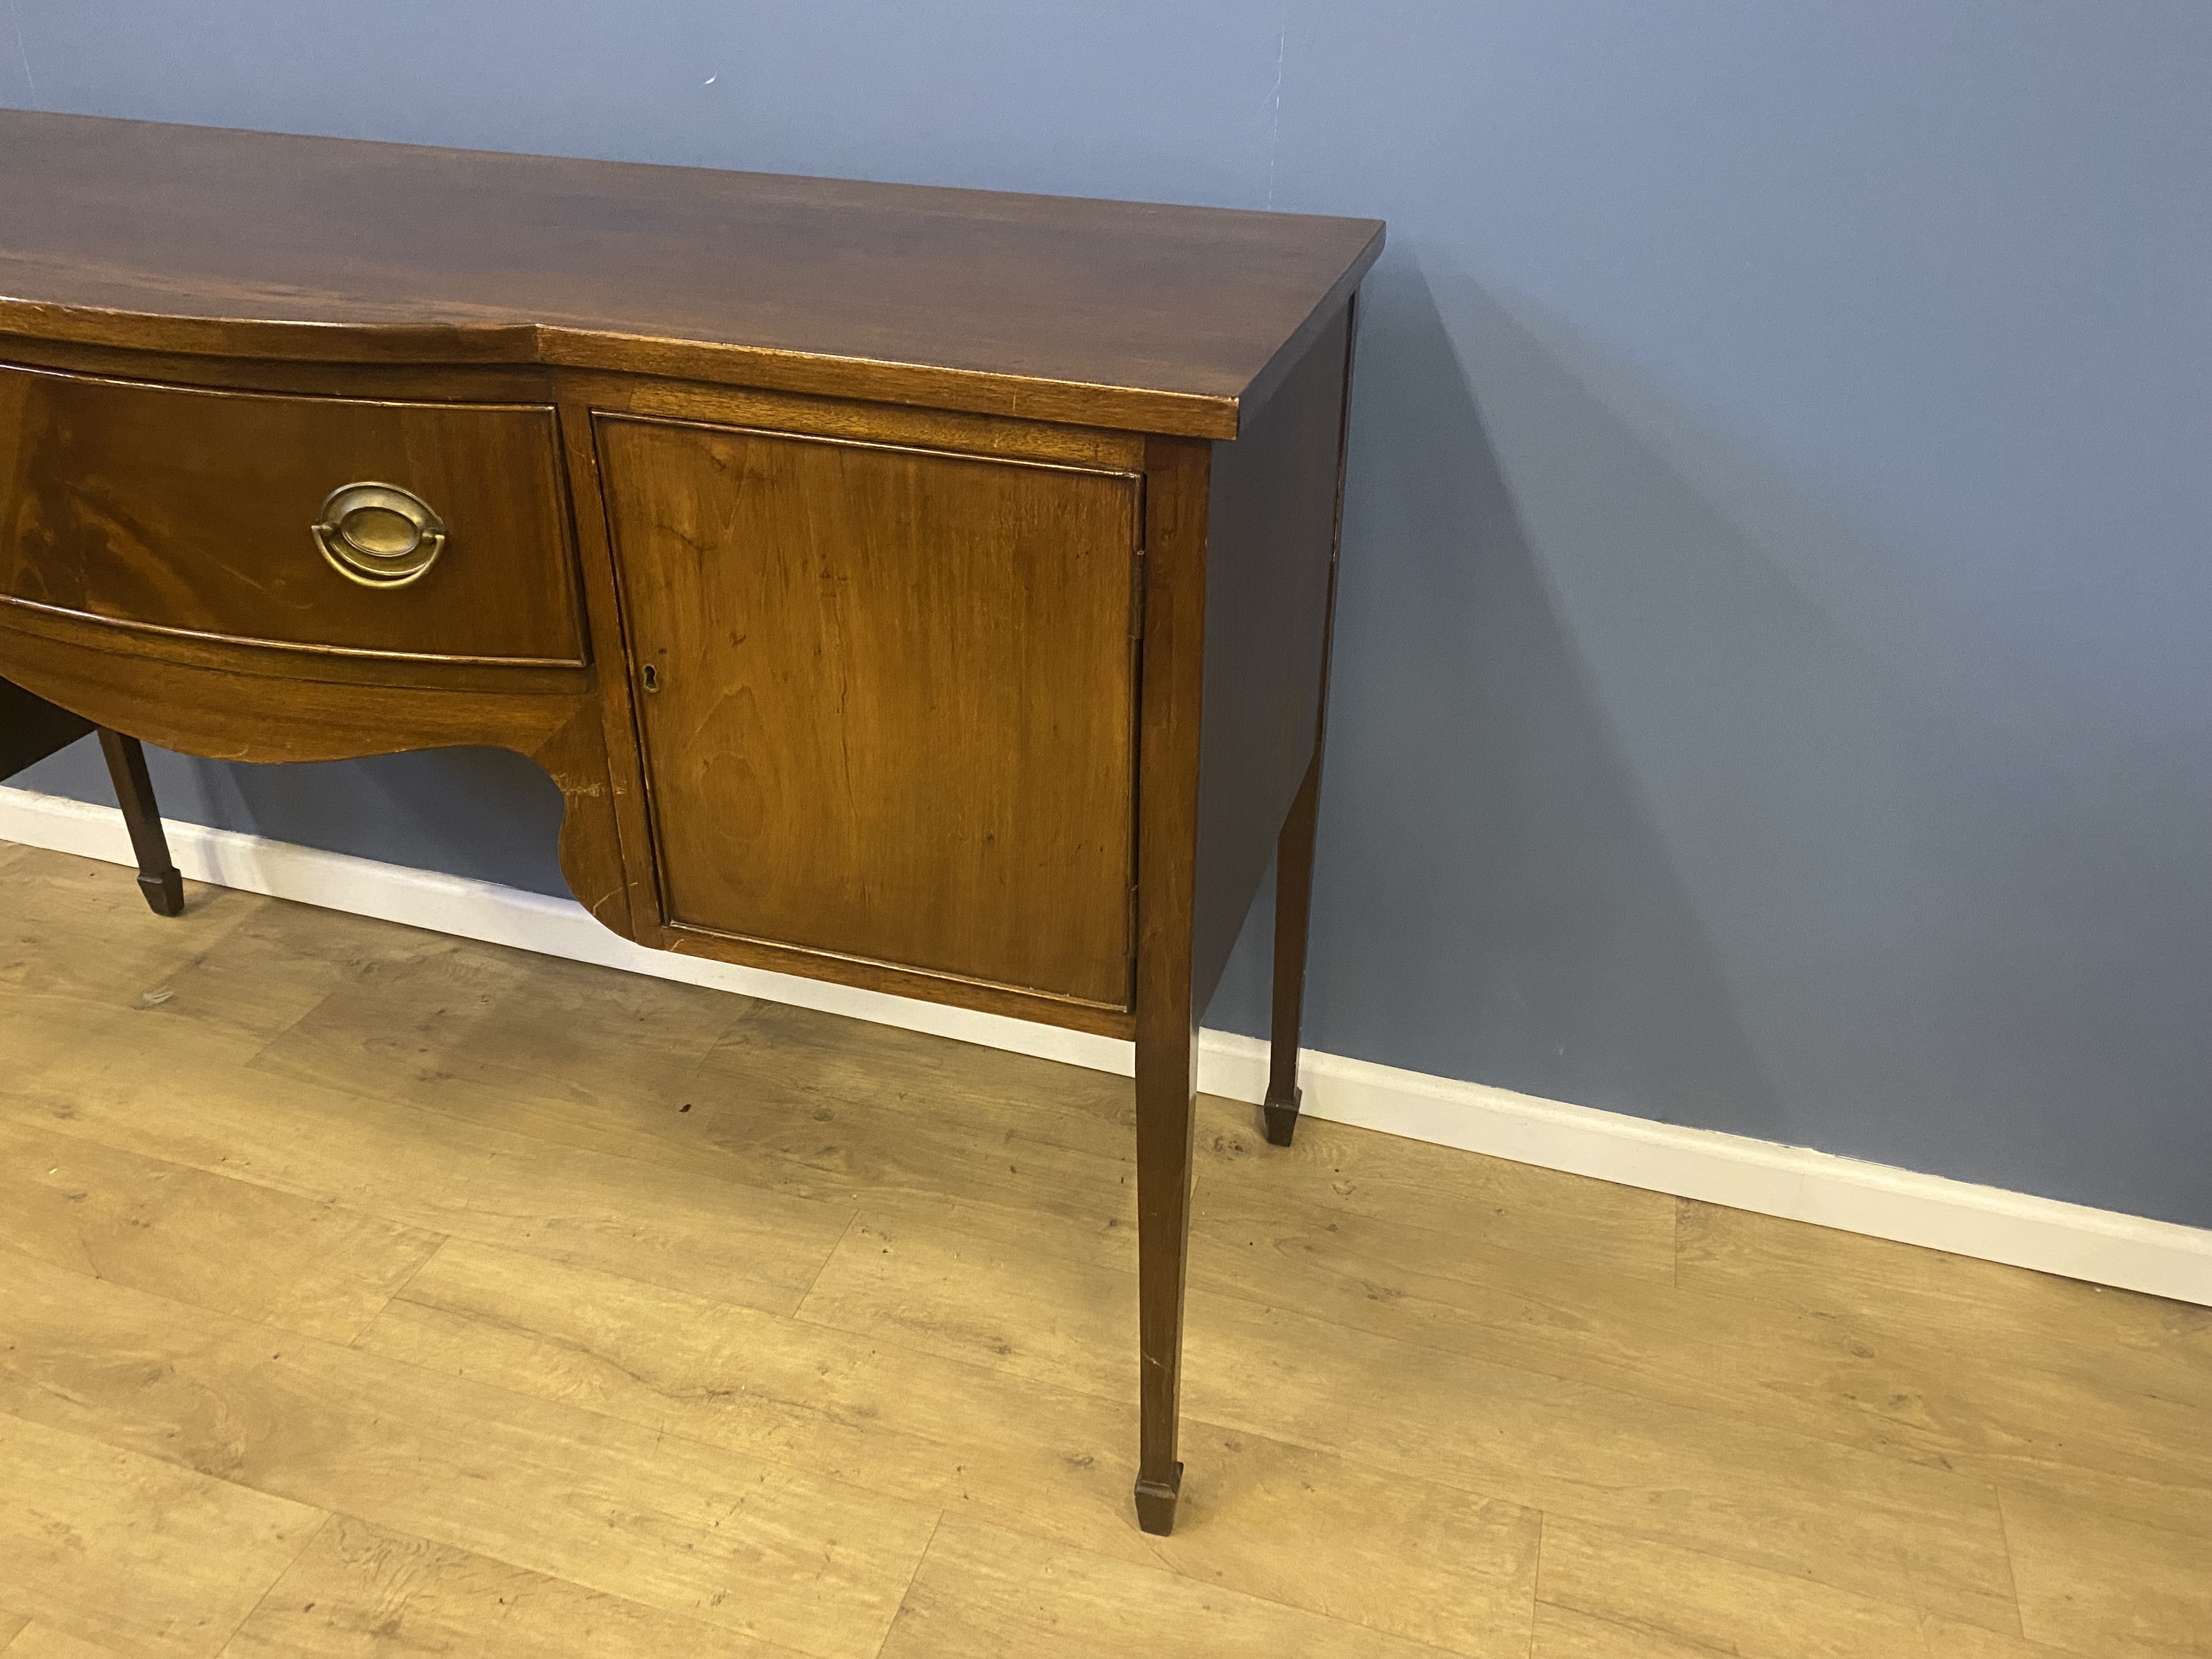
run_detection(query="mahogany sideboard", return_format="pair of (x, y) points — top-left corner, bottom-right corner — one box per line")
(0, 110), (1383, 1536)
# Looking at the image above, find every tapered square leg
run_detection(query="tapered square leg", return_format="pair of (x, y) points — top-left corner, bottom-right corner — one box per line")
(1132, 1462), (1183, 1534)
(1132, 1017), (1198, 1535)
(96, 728), (184, 917)
(1263, 751), (1323, 1147)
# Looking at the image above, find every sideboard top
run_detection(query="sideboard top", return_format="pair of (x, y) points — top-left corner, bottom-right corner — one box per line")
(0, 111), (1383, 439)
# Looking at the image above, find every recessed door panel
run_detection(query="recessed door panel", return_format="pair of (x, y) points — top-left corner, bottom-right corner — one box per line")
(598, 415), (1139, 1008)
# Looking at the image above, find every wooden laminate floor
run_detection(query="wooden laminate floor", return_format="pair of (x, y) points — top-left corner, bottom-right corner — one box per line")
(0, 841), (2205, 1658)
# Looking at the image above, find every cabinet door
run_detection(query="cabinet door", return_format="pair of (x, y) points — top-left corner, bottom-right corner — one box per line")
(599, 415), (1140, 1011)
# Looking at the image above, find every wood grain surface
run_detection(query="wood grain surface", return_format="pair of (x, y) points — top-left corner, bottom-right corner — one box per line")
(601, 415), (1140, 1008)
(0, 362), (584, 664)
(1, 845), (2207, 1656)
(0, 110), (1384, 437)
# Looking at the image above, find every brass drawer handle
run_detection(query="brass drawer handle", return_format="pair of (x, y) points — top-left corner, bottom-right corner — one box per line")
(313, 482), (446, 588)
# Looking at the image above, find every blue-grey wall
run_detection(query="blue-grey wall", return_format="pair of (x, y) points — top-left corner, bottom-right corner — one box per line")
(9, 2), (2208, 1226)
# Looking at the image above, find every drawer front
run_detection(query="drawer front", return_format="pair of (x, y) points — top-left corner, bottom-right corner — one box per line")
(601, 415), (1139, 1010)
(0, 363), (584, 663)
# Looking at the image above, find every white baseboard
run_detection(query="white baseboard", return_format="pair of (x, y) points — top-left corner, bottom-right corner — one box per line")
(5, 782), (2207, 1308)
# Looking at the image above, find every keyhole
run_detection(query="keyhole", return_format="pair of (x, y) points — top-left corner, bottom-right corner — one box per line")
(641, 663), (660, 693)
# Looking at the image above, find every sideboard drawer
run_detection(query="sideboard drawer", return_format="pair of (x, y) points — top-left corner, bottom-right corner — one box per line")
(0, 363), (585, 664)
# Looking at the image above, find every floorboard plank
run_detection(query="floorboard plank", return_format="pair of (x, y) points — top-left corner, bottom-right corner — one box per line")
(0, 1252), (939, 1659)
(0, 1409), (323, 1659)
(0, 855), (264, 1080)
(221, 1514), (807, 1659)
(1529, 1601), (1734, 1659)
(1194, 1091), (1679, 1283)
(1195, 1173), (2211, 1538)
(359, 1237), (1538, 1656)
(0, 1116), (443, 1345)
(874, 1515), (1461, 1659)
(3, 1030), (855, 1319)
(4, 1623), (141, 1659)
(1535, 1515), (1965, 1657)
(1676, 1200), (2212, 1408)
(257, 990), (1150, 1251)
(1999, 1485), (2210, 1658)
(1921, 1616), (2101, 1658)
(797, 1204), (2023, 1632)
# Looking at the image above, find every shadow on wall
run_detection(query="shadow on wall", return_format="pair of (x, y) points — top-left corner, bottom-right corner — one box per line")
(1218, 250), (2211, 1226)
(1209, 253), (1784, 1142)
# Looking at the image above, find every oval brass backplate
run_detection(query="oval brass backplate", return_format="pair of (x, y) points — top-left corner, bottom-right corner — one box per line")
(313, 482), (447, 588)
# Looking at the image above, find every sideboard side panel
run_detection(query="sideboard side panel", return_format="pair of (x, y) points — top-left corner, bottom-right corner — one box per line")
(1188, 305), (1355, 1015)
(554, 383), (661, 941)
